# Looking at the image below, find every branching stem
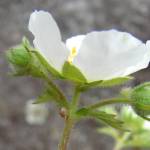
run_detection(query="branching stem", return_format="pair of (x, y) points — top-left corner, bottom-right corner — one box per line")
(58, 85), (81, 150)
(43, 74), (69, 108)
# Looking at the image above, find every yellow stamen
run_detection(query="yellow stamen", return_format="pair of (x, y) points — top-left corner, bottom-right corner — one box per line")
(68, 47), (77, 63)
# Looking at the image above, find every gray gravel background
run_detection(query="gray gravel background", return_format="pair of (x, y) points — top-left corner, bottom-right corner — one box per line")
(0, 0), (150, 150)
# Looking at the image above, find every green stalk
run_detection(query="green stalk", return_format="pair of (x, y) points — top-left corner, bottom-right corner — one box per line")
(58, 86), (81, 150)
(58, 118), (75, 150)
(71, 86), (81, 110)
(43, 74), (69, 108)
(113, 143), (123, 150)
(87, 98), (132, 110)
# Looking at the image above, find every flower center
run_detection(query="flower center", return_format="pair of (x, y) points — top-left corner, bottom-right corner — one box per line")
(68, 47), (77, 63)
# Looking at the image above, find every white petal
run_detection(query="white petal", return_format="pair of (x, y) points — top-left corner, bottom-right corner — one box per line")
(66, 35), (85, 53)
(73, 30), (150, 81)
(146, 40), (150, 49)
(28, 10), (69, 71)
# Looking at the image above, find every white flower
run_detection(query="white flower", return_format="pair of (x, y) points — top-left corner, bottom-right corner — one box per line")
(28, 10), (150, 81)
(25, 100), (49, 125)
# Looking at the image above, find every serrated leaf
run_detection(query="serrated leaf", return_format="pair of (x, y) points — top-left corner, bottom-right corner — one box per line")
(34, 87), (68, 108)
(93, 111), (125, 130)
(34, 88), (58, 103)
(76, 108), (125, 130)
(62, 61), (87, 83)
(80, 76), (133, 91)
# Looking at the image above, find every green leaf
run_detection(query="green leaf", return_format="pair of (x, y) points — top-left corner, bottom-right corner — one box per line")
(34, 86), (68, 108)
(76, 108), (125, 130)
(80, 76), (133, 91)
(76, 107), (90, 116)
(125, 132), (150, 148)
(62, 61), (87, 83)
(120, 106), (145, 131)
(99, 76), (133, 87)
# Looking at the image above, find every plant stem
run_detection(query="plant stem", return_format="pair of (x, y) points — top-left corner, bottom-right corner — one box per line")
(43, 74), (68, 108)
(113, 142), (122, 150)
(58, 118), (75, 150)
(87, 98), (132, 110)
(71, 86), (81, 109)
(58, 86), (81, 150)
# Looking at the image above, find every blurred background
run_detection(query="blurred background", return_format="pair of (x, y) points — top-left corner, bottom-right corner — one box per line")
(0, 0), (150, 150)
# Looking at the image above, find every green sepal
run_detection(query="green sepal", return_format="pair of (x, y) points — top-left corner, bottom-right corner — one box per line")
(31, 50), (62, 78)
(6, 38), (43, 77)
(9, 50), (46, 78)
(76, 108), (125, 130)
(80, 76), (133, 91)
(62, 61), (87, 83)
(22, 37), (61, 78)
(132, 103), (150, 121)
(34, 86), (68, 108)
(22, 36), (31, 48)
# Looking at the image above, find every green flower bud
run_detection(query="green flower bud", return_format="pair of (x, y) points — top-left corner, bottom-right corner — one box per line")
(6, 39), (45, 78)
(130, 82), (150, 120)
(7, 45), (31, 67)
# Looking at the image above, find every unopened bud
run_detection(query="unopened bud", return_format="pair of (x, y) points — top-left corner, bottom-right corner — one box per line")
(7, 45), (31, 67)
(130, 82), (150, 119)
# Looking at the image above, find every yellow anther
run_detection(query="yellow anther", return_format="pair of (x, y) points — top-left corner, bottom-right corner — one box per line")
(71, 47), (77, 55)
(68, 47), (77, 63)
